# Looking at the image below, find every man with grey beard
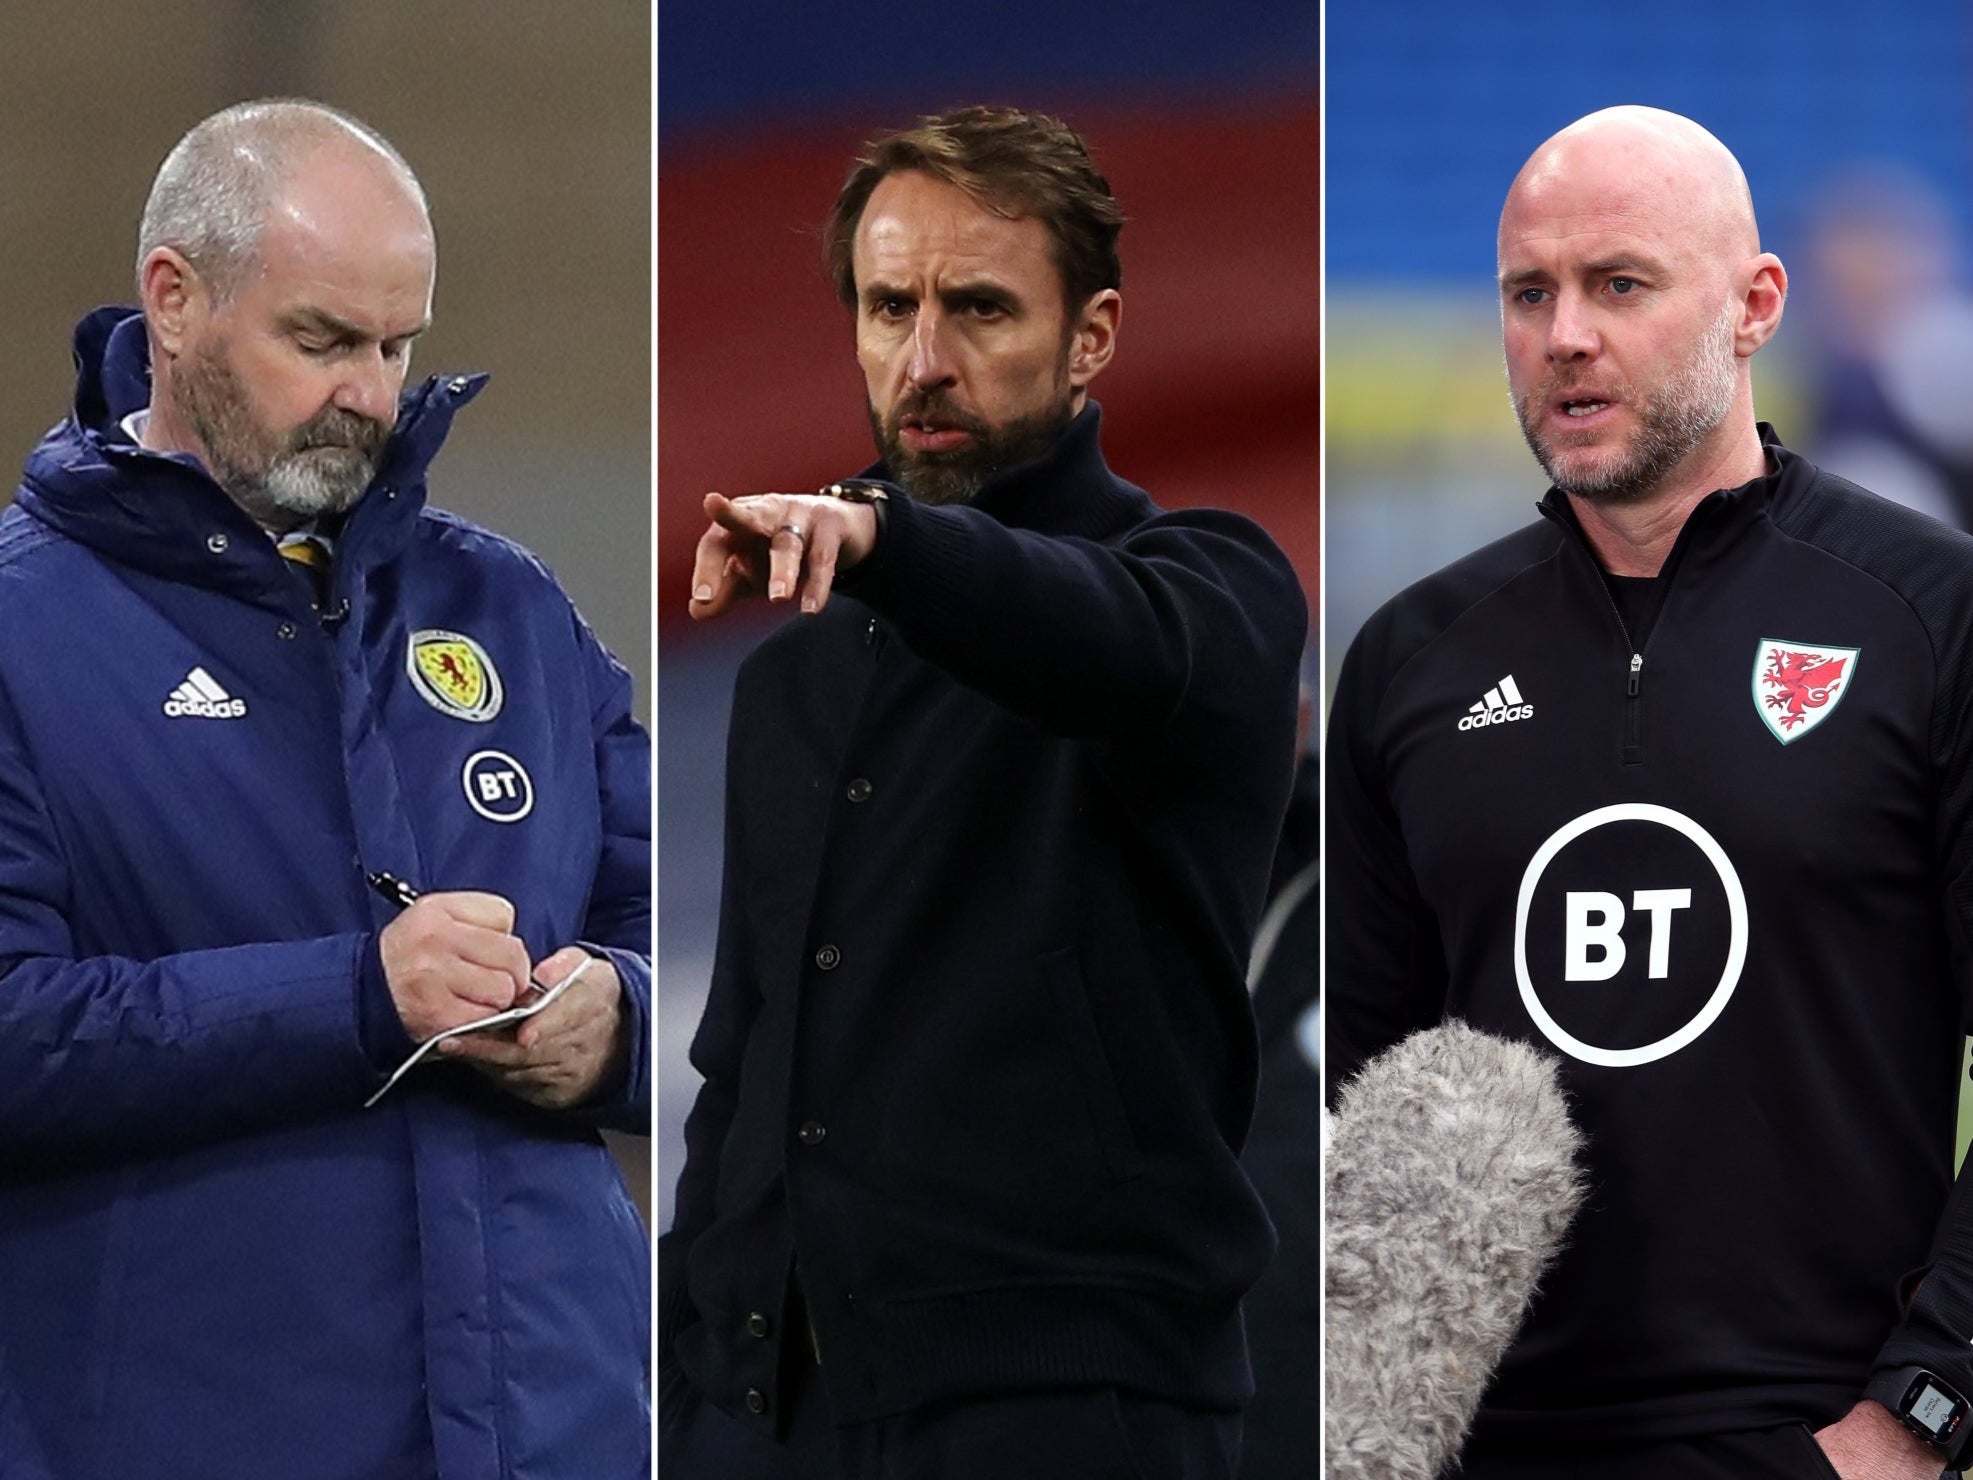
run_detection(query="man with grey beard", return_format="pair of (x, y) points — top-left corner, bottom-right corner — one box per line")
(1328, 106), (1973, 1478)
(134, 105), (418, 530)
(662, 106), (1306, 1478)
(0, 100), (651, 1478)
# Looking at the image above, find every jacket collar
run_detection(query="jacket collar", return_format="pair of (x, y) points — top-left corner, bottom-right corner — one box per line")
(16, 306), (485, 604)
(862, 400), (1153, 539)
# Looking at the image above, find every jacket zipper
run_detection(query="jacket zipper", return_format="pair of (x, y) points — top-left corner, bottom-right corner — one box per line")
(1625, 653), (1644, 764)
(1540, 499), (1714, 769)
(1562, 520), (1657, 769)
(1585, 565), (1647, 767)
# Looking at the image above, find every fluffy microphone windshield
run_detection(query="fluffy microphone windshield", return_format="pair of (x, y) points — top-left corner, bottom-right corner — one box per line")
(1325, 1021), (1586, 1480)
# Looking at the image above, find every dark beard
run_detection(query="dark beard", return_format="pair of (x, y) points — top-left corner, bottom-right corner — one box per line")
(868, 390), (1074, 506)
(175, 339), (390, 529)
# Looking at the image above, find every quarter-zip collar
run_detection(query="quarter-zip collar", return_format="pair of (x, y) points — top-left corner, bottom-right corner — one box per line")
(1536, 423), (1796, 573)
(1532, 425), (1802, 767)
(15, 306), (486, 611)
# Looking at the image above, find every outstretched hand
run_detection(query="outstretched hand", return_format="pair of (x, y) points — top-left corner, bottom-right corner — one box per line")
(689, 491), (879, 620)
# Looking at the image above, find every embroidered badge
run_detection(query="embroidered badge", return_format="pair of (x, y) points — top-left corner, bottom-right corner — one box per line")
(407, 630), (503, 723)
(1753, 639), (1858, 744)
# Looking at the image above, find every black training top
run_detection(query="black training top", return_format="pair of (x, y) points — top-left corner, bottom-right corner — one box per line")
(1328, 427), (1973, 1446)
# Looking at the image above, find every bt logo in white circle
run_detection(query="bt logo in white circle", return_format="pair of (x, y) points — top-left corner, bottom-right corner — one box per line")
(462, 750), (534, 823)
(1514, 803), (1747, 1068)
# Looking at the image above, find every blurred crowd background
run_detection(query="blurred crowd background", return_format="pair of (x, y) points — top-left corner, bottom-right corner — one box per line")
(656, 0), (1320, 1231)
(1327, 0), (1973, 701)
(0, 1), (652, 1201)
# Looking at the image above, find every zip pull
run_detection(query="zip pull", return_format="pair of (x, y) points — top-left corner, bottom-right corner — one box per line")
(1627, 653), (1643, 697)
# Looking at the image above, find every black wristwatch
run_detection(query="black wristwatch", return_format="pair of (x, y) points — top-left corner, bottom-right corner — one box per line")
(821, 480), (889, 543)
(1866, 1365), (1973, 1470)
(820, 480), (890, 505)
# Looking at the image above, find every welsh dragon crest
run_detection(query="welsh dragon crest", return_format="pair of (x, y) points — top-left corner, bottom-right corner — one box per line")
(1753, 640), (1858, 744)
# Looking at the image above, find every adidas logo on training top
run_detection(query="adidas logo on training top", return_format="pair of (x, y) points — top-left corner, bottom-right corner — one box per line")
(1457, 674), (1533, 731)
(162, 666), (247, 719)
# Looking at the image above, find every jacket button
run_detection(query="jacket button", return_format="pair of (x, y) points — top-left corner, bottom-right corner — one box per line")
(745, 1386), (767, 1415)
(865, 619), (877, 646)
(797, 1121), (827, 1146)
(276, 621), (297, 640)
(814, 944), (841, 971)
(746, 1311), (771, 1338)
(846, 778), (873, 803)
(206, 532), (229, 553)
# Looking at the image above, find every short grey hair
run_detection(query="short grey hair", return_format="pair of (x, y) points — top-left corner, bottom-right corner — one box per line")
(135, 98), (426, 301)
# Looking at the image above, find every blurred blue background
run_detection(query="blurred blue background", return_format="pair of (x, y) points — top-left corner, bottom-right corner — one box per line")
(660, 0), (1316, 142)
(1326, 1), (1973, 690)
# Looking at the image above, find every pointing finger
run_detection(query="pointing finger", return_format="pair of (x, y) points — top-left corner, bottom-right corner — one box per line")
(706, 491), (781, 540)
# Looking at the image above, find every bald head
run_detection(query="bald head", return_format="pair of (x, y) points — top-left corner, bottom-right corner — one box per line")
(134, 101), (438, 534)
(1502, 107), (1758, 272)
(1494, 108), (1787, 526)
(138, 99), (431, 302)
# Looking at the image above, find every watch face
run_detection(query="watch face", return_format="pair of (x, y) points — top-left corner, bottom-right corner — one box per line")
(1912, 1382), (1961, 1438)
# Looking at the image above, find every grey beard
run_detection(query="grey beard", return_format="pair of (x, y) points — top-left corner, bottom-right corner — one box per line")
(1515, 300), (1739, 505)
(175, 342), (388, 529)
(261, 443), (381, 520)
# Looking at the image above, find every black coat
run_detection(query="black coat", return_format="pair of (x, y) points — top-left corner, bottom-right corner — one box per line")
(661, 405), (1307, 1433)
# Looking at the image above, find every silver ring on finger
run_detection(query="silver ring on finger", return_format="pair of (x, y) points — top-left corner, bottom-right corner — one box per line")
(777, 522), (807, 543)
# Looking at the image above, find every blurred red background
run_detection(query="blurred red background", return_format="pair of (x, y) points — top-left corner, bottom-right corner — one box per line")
(657, 99), (1319, 624)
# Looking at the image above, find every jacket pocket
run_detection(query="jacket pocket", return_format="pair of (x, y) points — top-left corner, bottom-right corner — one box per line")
(1037, 947), (1145, 1184)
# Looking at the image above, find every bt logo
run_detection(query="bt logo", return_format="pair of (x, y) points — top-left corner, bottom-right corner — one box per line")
(461, 750), (534, 823)
(1515, 804), (1746, 1067)
(1564, 889), (1692, 980)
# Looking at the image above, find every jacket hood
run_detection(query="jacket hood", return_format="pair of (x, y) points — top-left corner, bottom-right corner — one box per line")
(15, 306), (487, 603)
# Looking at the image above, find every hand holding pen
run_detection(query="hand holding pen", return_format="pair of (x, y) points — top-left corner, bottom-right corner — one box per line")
(369, 873), (554, 1000)
(371, 875), (535, 1043)
(364, 873), (612, 1109)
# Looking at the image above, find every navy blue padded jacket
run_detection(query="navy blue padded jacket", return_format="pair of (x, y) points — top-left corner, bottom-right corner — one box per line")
(0, 308), (651, 1480)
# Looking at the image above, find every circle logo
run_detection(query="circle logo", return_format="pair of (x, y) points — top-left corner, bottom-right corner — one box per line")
(1514, 803), (1747, 1067)
(461, 750), (534, 823)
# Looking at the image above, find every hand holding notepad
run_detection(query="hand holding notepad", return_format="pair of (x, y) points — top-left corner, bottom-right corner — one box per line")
(366, 958), (595, 1108)
(364, 872), (601, 1108)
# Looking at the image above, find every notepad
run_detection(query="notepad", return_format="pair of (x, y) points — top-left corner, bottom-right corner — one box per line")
(364, 957), (595, 1108)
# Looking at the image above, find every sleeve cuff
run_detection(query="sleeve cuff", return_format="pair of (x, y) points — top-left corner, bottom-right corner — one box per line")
(567, 941), (651, 1132)
(353, 932), (416, 1071)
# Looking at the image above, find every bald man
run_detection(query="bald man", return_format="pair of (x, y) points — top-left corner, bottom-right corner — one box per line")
(1328, 107), (1973, 1477)
(0, 100), (650, 1478)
